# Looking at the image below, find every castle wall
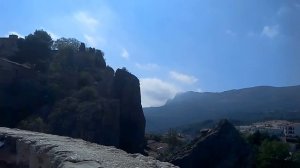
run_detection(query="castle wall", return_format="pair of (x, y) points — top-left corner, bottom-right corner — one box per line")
(0, 35), (19, 58)
(0, 58), (32, 86)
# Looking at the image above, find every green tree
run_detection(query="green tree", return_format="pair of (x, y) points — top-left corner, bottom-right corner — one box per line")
(13, 30), (53, 72)
(257, 140), (290, 168)
(246, 131), (275, 146)
(78, 71), (94, 88)
(292, 151), (300, 166)
(75, 86), (98, 101)
(79, 42), (86, 52)
(53, 37), (81, 51)
(164, 129), (183, 150)
(19, 117), (48, 132)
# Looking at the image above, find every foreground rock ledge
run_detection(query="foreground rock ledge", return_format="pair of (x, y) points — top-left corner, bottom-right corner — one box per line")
(0, 127), (177, 168)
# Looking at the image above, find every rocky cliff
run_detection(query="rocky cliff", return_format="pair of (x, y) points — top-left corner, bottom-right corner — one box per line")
(168, 120), (253, 168)
(114, 69), (146, 153)
(0, 59), (146, 154)
(0, 127), (176, 168)
(0, 32), (146, 154)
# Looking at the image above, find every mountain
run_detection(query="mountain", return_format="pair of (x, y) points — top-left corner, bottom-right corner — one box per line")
(144, 85), (300, 133)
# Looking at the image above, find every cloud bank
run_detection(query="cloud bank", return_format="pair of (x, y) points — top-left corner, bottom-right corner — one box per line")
(121, 48), (130, 59)
(73, 11), (99, 32)
(135, 63), (159, 71)
(169, 71), (198, 84)
(140, 78), (180, 107)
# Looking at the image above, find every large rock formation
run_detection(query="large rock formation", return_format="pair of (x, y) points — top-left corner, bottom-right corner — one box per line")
(0, 127), (177, 168)
(0, 33), (146, 154)
(168, 120), (253, 168)
(114, 68), (146, 153)
(47, 68), (145, 154)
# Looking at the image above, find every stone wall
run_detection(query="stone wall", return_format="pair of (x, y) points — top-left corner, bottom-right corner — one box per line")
(0, 35), (19, 58)
(0, 58), (32, 86)
(0, 127), (177, 168)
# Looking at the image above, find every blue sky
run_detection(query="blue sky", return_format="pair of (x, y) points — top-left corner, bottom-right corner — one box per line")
(1, 0), (300, 107)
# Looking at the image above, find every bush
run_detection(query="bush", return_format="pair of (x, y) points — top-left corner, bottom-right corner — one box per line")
(257, 140), (290, 168)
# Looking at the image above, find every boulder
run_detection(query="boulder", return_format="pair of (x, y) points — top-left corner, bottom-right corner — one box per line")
(168, 119), (253, 168)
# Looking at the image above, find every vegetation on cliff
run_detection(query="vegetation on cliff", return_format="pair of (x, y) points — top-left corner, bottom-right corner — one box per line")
(0, 30), (145, 153)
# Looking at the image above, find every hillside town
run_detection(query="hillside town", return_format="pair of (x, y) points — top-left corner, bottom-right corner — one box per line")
(237, 120), (300, 138)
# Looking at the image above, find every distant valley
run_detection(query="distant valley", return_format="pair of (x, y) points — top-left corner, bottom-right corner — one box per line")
(144, 85), (300, 133)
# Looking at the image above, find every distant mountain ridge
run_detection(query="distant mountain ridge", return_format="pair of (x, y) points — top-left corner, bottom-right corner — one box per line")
(144, 85), (300, 133)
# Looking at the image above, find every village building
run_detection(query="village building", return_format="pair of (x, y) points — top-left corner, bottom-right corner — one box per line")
(237, 120), (300, 138)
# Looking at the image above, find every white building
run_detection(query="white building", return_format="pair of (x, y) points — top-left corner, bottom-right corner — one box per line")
(237, 120), (300, 138)
(284, 123), (300, 137)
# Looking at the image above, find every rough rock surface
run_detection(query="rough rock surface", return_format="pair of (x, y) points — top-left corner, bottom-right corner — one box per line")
(0, 36), (146, 155)
(0, 60), (145, 154)
(0, 127), (177, 168)
(168, 119), (253, 168)
(113, 69), (146, 153)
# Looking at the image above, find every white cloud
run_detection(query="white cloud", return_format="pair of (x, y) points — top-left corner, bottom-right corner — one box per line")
(247, 31), (256, 37)
(84, 34), (97, 47)
(6, 31), (24, 38)
(262, 25), (279, 38)
(196, 88), (203, 92)
(169, 71), (198, 84)
(135, 63), (159, 71)
(7, 30), (59, 40)
(74, 11), (99, 32)
(121, 48), (129, 59)
(140, 78), (181, 107)
(83, 34), (107, 48)
(225, 29), (237, 36)
(38, 27), (60, 40)
(48, 31), (59, 40)
(277, 6), (289, 16)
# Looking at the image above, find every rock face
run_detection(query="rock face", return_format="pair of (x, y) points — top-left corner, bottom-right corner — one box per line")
(168, 120), (253, 168)
(0, 35), (146, 155)
(0, 58), (145, 154)
(0, 127), (177, 168)
(114, 69), (146, 153)
(47, 68), (145, 154)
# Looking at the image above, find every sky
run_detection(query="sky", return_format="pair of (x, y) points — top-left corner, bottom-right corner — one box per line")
(1, 0), (300, 107)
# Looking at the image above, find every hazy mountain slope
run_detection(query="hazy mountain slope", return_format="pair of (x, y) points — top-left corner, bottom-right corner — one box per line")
(144, 85), (300, 133)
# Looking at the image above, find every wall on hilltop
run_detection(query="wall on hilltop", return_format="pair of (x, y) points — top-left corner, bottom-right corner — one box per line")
(0, 58), (32, 86)
(0, 35), (19, 58)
